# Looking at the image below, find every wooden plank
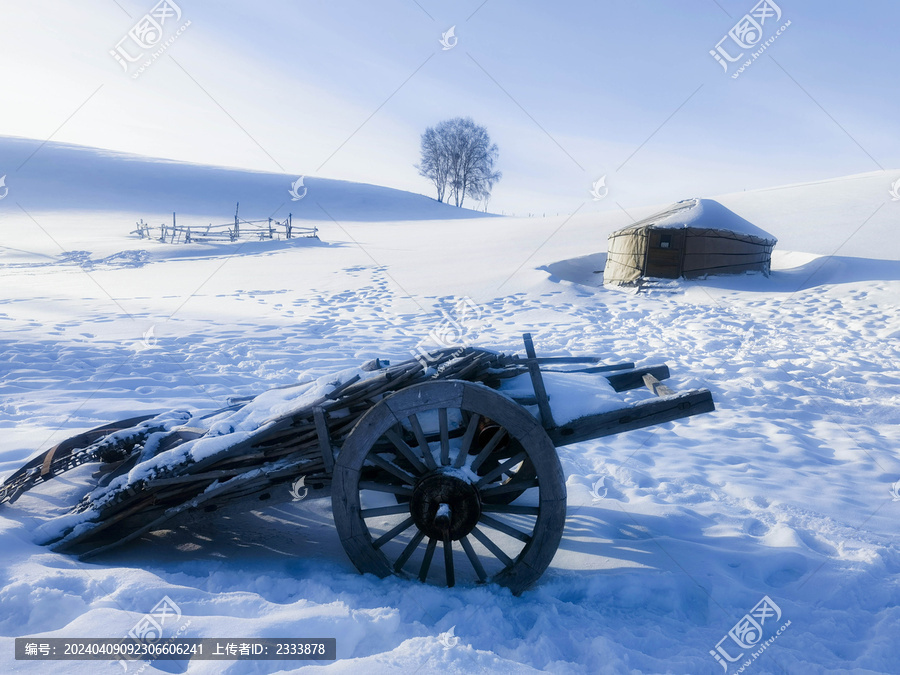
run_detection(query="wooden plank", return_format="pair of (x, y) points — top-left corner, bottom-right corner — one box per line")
(531, 356), (598, 364)
(604, 364), (670, 392)
(313, 406), (335, 473)
(547, 389), (715, 447)
(643, 374), (675, 397)
(503, 356), (608, 365)
(360, 358), (389, 372)
(541, 362), (636, 374)
(439, 407), (450, 466)
(325, 374), (362, 400)
(147, 467), (247, 487)
(522, 333), (555, 429)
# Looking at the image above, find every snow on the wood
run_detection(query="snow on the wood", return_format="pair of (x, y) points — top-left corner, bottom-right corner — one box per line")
(498, 371), (623, 423)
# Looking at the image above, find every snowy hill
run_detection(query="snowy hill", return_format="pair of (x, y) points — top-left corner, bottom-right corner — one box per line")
(1, 146), (900, 674)
(0, 136), (491, 221)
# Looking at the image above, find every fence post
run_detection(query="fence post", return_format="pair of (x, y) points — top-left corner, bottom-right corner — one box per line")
(287, 214), (292, 239)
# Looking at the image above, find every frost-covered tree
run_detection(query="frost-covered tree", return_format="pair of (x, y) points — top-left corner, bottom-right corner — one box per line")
(416, 117), (501, 208)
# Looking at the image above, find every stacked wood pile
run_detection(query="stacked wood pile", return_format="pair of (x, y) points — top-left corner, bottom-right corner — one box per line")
(31, 348), (507, 557)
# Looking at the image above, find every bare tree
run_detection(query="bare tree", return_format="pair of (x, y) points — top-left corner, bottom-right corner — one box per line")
(416, 117), (501, 209)
(416, 125), (452, 203)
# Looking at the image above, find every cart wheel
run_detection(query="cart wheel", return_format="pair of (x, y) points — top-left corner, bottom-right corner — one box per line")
(332, 380), (566, 594)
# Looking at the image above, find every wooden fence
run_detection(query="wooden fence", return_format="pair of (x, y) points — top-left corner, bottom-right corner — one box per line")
(131, 205), (317, 243)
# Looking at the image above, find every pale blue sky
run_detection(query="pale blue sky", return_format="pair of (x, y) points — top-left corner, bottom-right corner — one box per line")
(1, 0), (896, 215)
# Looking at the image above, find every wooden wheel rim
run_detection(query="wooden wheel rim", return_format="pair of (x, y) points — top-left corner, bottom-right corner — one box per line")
(332, 380), (566, 594)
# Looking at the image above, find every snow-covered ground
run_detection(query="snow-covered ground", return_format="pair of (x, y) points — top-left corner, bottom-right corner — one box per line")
(2, 144), (900, 673)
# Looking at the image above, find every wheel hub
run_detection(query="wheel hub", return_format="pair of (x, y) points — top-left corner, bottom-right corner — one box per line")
(410, 469), (481, 541)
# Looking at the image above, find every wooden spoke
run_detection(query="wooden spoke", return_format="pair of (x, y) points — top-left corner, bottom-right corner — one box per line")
(470, 427), (509, 473)
(439, 408), (450, 466)
(460, 535), (487, 582)
(383, 427), (428, 475)
(419, 537), (438, 581)
(408, 414), (437, 470)
(476, 451), (527, 487)
(481, 504), (540, 516)
(372, 517), (415, 549)
(365, 453), (417, 486)
(358, 481), (413, 496)
(443, 537), (455, 587)
(470, 526), (514, 567)
(394, 530), (425, 572)
(360, 503), (412, 518)
(479, 514), (532, 543)
(452, 413), (481, 468)
(480, 478), (540, 497)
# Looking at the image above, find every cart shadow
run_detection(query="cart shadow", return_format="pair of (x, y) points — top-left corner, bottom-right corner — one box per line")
(106, 502), (725, 583)
(72, 500), (733, 585)
(36, 492), (768, 592)
(92, 497), (354, 572)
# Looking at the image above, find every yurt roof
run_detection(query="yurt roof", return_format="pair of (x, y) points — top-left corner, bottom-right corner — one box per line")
(615, 198), (777, 244)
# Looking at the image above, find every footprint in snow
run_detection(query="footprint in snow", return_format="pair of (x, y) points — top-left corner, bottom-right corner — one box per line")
(742, 518), (769, 537)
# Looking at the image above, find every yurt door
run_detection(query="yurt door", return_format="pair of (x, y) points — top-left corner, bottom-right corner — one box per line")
(644, 229), (685, 278)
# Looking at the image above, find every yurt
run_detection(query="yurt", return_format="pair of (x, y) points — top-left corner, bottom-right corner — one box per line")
(603, 198), (777, 285)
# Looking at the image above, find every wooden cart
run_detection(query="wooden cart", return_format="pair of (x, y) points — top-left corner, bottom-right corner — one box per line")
(0, 335), (714, 594)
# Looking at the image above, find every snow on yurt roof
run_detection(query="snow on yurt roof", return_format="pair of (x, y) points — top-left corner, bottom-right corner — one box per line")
(616, 198), (777, 243)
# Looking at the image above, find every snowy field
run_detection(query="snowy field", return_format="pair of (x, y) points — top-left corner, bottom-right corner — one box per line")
(2, 145), (900, 674)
